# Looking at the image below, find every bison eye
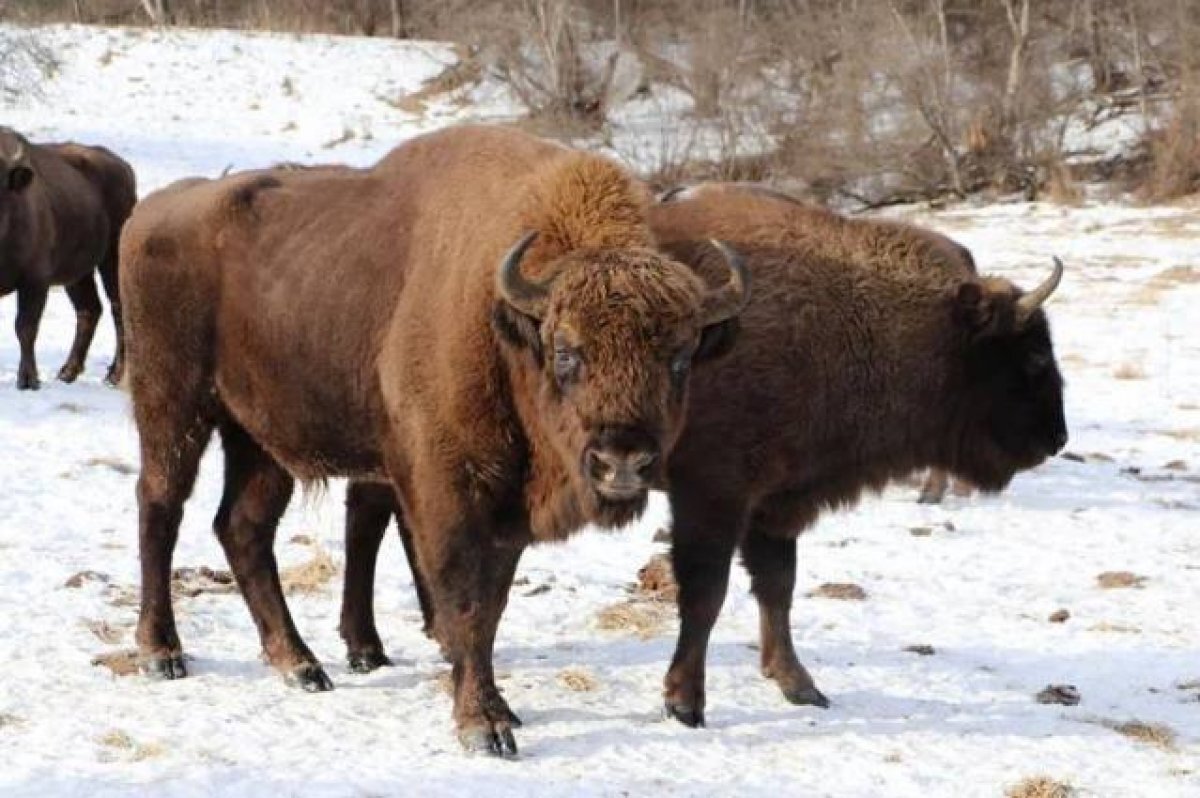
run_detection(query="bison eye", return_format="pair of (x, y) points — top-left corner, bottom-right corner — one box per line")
(670, 348), (693, 382)
(554, 347), (581, 385)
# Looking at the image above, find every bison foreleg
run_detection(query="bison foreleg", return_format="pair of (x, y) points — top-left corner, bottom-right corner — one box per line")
(417, 525), (523, 757)
(663, 497), (742, 728)
(59, 276), (103, 383)
(740, 528), (828, 708)
(14, 284), (48, 390)
(213, 421), (330, 691)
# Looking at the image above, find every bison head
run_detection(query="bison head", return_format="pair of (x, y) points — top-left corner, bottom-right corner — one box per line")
(0, 134), (34, 243)
(948, 257), (1068, 491)
(494, 232), (748, 527)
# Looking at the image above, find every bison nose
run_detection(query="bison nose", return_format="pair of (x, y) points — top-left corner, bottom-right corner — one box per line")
(585, 447), (658, 500)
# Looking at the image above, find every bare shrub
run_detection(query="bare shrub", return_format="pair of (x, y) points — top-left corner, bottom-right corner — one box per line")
(0, 29), (58, 102)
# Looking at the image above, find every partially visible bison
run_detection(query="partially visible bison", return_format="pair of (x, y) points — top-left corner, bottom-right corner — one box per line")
(120, 126), (747, 756)
(0, 126), (135, 389)
(338, 181), (1068, 729)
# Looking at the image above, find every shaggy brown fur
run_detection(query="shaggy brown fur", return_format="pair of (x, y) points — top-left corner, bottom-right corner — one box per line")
(339, 180), (1068, 729)
(0, 126), (136, 388)
(120, 125), (745, 757)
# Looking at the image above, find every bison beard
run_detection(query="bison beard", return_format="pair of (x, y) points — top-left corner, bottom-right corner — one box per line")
(336, 180), (1068, 731)
(0, 126), (136, 389)
(119, 125), (747, 758)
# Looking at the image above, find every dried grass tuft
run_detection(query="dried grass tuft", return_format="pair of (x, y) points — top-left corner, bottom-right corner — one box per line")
(280, 547), (338, 595)
(596, 599), (673, 639)
(1005, 776), (1075, 798)
(557, 667), (599, 692)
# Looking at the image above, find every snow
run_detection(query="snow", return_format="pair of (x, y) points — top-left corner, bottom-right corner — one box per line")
(1, 23), (1198, 798)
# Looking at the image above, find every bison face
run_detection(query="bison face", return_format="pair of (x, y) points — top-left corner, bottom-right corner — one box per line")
(950, 259), (1068, 491)
(494, 233), (748, 528)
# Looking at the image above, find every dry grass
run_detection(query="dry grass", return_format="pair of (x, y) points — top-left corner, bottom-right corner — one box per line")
(91, 649), (140, 677)
(1101, 719), (1178, 751)
(808, 582), (868, 601)
(1087, 621), (1141, 634)
(557, 667), (599, 692)
(1112, 362), (1148, 380)
(635, 553), (677, 601)
(64, 570), (110, 588)
(1150, 265), (1200, 286)
(97, 729), (165, 761)
(84, 619), (125, 644)
(596, 599), (673, 639)
(1096, 571), (1148, 589)
(1155, 427), (1200, 442)
(172, 566), (237, 598)
(280, 547), (338, 595)
(0, 713), (23, 729)
(83, 456), (137, 475)
(1005, 776), (1075, 798)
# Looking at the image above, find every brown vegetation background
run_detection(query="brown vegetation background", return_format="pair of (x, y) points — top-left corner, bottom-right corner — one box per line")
(4, 0), (1199, 205)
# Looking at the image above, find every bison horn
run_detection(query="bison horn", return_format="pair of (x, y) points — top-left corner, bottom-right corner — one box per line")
(702, 239), (751, 326)
(1015, 256), (1064, 328)
(497, 231), (551, 319)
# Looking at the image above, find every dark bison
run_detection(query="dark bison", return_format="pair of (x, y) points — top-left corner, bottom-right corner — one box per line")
(119, 126), (748, 756)
(0, 126), (136, 389)
(338, 181), (1068, 728)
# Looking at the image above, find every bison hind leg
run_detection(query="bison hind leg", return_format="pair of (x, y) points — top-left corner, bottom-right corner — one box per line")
(58, 276), (103, 383)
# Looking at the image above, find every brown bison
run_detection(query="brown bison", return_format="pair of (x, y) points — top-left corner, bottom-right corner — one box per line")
(0, 126), (136, 388)
(119, 126), (748, 756)
(338, 181), (1068, 729)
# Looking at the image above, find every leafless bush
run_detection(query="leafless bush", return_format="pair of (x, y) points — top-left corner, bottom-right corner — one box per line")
(0, 29), (57, 102)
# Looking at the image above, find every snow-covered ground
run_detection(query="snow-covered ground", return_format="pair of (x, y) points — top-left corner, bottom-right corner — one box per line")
(1, 24), (1198, 798)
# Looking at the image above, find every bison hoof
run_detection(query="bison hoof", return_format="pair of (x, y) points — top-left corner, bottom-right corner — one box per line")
(782, 684), (830, 709)
(57, 364), (83, 383)
(141, 654), (187, 680)
(286, 663), (334, 692)
(916, 491), (944, 505)
(664, 700), (705, 728)
(347, 649), (393, 674)
(16, 373), (40, 391)
(458, 725), (519, 759)
(105, 364), (124, 387)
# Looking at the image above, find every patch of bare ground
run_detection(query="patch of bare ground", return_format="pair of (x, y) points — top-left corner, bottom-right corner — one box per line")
(1097, 571), (1148, 589)
(96, 729), (165, 762)
(1036, 684), (1082, 706)
(1005, 776), (1075, 798)
(1097, 719), (1178, 751)
(1155, 427), (1200, 442)
(0, 713), (23, 729)
(1049, 609), (1071, 623)
(808, 582), (868, 601)
(91, 649), (140, 677)
(1151, 265), (1200, 286)
(557, 667), (599, 692)
(280, 547), (337, 595)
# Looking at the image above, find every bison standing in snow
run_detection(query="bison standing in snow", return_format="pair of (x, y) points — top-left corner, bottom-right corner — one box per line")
(119, 125), (748, 756)
(0, 126), (136, 388)
(338, 181), (1068, 728)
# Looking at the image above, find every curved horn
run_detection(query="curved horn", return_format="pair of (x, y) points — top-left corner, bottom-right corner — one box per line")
(1015, 256), (1064, 327)
(702, 239), (751, 326)
(6, 139), (25, 164)
(496, 231), (551, 319)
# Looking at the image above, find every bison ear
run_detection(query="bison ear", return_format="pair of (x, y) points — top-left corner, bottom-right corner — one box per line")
(953, 281), (1009, 338)
(7, 166), (33, 193)
(694, 317), (740, 365)
(492, 301), (543, 362)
